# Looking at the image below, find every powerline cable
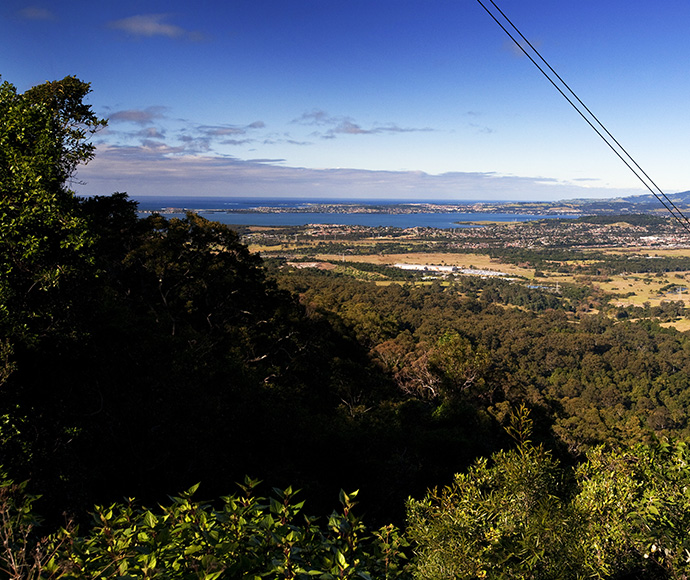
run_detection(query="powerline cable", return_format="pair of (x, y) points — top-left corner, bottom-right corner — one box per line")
(480, 0), (690, 229)
(484, 0), (690, 228)
(476, 0), (690, 233)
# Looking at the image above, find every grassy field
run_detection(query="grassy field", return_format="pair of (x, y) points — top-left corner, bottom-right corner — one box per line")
(254, 230), (690, 329)
(316, 249), (690, 313)
(316, 252), (537, 278)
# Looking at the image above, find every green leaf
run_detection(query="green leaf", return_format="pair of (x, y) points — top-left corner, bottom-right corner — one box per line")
(184, 482), (201, 497)
(143, 510), (158, 528)
(269, 497), (282, 514)
(184, 544), (203, 556)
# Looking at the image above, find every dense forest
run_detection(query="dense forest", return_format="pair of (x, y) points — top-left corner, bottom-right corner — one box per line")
(3, 76), (690, 578)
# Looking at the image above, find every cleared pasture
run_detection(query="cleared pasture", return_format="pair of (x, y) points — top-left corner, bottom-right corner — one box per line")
(316, 252), (536, 279)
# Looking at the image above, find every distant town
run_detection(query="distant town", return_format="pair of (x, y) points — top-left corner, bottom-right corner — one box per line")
(244, 213), (690, 252)
(141, 190), (690, 251)
(147, 189), (690, 219)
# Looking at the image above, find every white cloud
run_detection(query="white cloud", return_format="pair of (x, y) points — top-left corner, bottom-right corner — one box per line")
(137, 127), (166, 139)
(326, 120), (431, 138)
(292, 109), (431, 139)
(108, 14), (203, 40)
(198, 126), (248, 137)
(75, 145), (644, 201)
(221, 139), (255, 146)
(330, 120), (369, 135)
(109, 107), (167, 125)
(292, 109), (332, 126)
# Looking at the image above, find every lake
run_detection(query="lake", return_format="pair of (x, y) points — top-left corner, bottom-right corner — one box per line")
(133, 196), (576, 230)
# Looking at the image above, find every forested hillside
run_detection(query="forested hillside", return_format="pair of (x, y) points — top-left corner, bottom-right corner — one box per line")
(275, 269), (690, 452)
(4, 76), (690, 578)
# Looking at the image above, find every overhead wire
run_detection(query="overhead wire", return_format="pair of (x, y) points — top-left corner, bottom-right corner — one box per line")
(475, 0), (690, 234)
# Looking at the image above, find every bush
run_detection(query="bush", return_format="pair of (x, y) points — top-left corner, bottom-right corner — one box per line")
(0, 476), (411, 579)
(406, 409), (690, 579)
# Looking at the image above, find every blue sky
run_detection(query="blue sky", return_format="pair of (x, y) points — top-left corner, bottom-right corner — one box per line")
(3, 0), (690, 200)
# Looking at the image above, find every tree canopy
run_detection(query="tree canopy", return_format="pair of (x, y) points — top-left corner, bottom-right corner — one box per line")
(0, 76), (106, 347)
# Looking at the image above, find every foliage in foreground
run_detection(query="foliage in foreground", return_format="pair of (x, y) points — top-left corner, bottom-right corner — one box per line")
(0, 477), (410, 580)
(6, 433), (690, 580)
(407, 410), (690, 580)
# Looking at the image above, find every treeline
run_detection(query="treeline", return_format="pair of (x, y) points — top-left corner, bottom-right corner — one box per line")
(456, 276), (566, 311)
(489, 246), (690, 275)
(275, 267), (690, 453)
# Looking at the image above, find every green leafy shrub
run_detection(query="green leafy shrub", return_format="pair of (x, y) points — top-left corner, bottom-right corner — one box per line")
(407, 442), (571, 579)
(407, 433), (690, 579)
(0, 476), (411, 579)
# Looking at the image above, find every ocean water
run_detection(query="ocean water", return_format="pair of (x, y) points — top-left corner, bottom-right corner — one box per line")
(133, 196), (575, 230)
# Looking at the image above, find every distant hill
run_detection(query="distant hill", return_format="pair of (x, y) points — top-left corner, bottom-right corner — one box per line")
(620, 190), (690, 205)
(562, 190), (690, 215)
